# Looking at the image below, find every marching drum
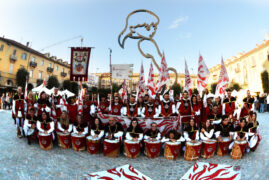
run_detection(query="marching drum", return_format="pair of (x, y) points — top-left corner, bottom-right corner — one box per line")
(57, 132), (71, 149)
(164, 141), (181, 160)
(38, 132), (53, 150)
(184, 141), (202, 161)
(71, 133), (86, 151)
(144, 140), (162, 158)
(231, 140), (248, 160)
(86, 136), (101, 154)
(201, 140), (217, 159)
(103, 139), (120, 157)
(217, 137), (231, 156)
(124, 140), (140, 158)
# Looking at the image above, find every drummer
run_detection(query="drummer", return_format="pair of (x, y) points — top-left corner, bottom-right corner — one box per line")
(215, 115), (234, 141)
(161, 129), (185, 143)
(233, 118), (248, 142)
(104, 117), (124, 140)
(144, 122), (161, 141)
(57, 109), (73, 134)
(208, 104), (222, 125)
(247, 112), (260, 151)
(37, 111), (55, 138)
(183, 118), (200, 142)
(125, 118), (143, 142)
(89, 117), (104, 140)
(73, 114), (88, 136)
(200, 119), (215, 141)
(35, 91), (51, 117)
(23, 107), (38, 145)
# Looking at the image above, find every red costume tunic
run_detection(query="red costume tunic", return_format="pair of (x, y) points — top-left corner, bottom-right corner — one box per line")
(179, 99), (191, 124)
(126, 103), (138, 117)
(13, 93), (25, 119)
(51, 94), (62, 119)
(37, 99), (51, 116)
(160, 100), (173, 117)
(203, 104), (212, 124)
(98, 101), (109, 114)
(110, 103), (122, 115)
(240, 97), (254, 118)
(223, 97), (236, 116)
(144, 103), (156, 118)
(192, 102), (201, 125)
(26, 99), (34, 117)
(67, 103), (78, 123)
(82, 100), (91, 123)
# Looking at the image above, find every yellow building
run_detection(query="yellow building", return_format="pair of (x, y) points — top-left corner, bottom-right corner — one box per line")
(0, 37), (70, 89)
(208, 34), (269, 94)
(95, 72), (197, 91)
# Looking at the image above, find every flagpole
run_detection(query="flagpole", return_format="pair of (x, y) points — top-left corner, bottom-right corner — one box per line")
(109, 48), (112, 97)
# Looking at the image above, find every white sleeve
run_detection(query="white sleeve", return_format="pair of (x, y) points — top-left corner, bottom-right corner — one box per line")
(140, 107), (145, 118)
(204, 129), (214, 139)
(90, 104), (96, 115)
(184, 132), (191, 142)
(73, 126), (78, 134)
(178, 136), (185, 142)
(195, 131), (200, 141)
(215, 131), (220, 138)
(68, 124), (73, 133)
(37, 121), (44, 133)
(222, 104), (225, 115)
(25, 119), (31, 128)
(114, 131), (123, 138)
(90, 129), (95, 136)
(161, 137), (169, 143)
(176, 102), (180, 114)
(82, 127), (88, 135)
(195, 109), (201, 116)
(172, 104), (176, 114)
(12, 100), (16, 114)
(34, 103), (38, 108)
(200, 132), (209, 141)
(121, 107), (126, 116)
(57, 122), (65, 132)
(98, 130), (104, 139)
(144, 135), (149, 140)
(24, 101), (27, 113)
(158, 105), (161, 115)
(47, 121), (55, 134)
(126, 132), (132, 140)
(156, 132), (161, 140)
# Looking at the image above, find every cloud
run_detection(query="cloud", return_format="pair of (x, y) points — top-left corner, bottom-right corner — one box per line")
(168, 16), (189, 29)
(179, 32), (192, 39)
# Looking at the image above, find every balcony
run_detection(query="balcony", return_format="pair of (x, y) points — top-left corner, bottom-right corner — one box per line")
(29, 61), (37, 68)
(61, 72), (67, 77)
(47, 67), (54, 73)
(10, 55), (17, 63)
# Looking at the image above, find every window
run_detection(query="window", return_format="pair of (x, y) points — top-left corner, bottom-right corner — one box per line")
(29, 70), (33, 77)
(21, 53), (27, 60)
(31, 57), (35, 62)
(49, 63), (51, 68)
(0, 44), (4, 51)
(38, 72), (42, 79)
(41, 60), (44, 66)
(62, 68), (65, 73)
(9, 64), (14, 73)
(12, 49), (16, 55)
(56, 66), (58, 71)
(251, 56), (256, 67)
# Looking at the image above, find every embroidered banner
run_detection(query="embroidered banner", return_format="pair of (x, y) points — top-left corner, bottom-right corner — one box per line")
(70, 47), (92, 81)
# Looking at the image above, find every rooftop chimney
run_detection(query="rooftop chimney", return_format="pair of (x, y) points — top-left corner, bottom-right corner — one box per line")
(26, 42), (30, 47)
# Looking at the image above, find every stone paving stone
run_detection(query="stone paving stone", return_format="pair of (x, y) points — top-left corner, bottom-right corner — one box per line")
(0, 110), (268, 179)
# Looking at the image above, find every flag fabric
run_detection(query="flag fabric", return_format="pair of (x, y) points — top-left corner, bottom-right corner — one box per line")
(77, 82), (83, 114)
(38, 79), (46, 98)
(147, 63), (156, 98)
(137, 62), (146, 98)
(156, 52), (170, 93)
(85, 164), (152, 180)
(24, 79), (28, 100)
(121, 79), (128, 101)
(197, 54), (210, 95)
(184, 60), (192, 95)
(180, 162), (241, 180)
(215, 58), (229, 96)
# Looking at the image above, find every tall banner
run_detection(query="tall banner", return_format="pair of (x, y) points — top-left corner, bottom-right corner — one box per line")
(70, 47), (92, 81)
(197, 54), (210, 95)
(216, 58), (229, 96)
(137, 62), (146, 98)
(184, 60), (192, 95)
(156, 52), (170, 93)
(147, 63), (156, 97)
(77, 82), (83, 114)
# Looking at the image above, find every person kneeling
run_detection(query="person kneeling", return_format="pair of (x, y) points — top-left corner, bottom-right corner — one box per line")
(23, 107), (38, 145)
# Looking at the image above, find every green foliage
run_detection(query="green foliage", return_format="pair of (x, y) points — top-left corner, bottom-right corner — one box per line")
(112, 83), (121, 94)
(171, 83), (182, 95)
(91, 87), (98, 94)
(46, 76), (60, 89)
(229, 82), (242, 91)
(36, 79), (43, 87)
(62, 80), (72, 91)
(71, 81), (79, 96)
(261, 70), (269, 93)
(192, 88), (198, 95)
(211, 83), (217, 94)
(16, 68), (29, 89)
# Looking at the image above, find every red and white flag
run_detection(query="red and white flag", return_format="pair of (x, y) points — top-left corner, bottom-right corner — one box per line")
(38, 79), (46, 98)
(147, 63), (156, 97)
(184, 60), (192, 95)
(77, 82), (83, 114)
(24, 79), (28, 100)
(216, 57), (229, 96)
(197, 54), (210, 95)
(137, 62), (146, 98)
(156, 52), (170, 93)
(121, 79), (128, 101)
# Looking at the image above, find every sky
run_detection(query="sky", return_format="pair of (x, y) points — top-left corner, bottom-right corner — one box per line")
(0, 0), (269, 77)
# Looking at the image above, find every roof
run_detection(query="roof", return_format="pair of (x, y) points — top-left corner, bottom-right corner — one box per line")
(0, 37), (70, 68)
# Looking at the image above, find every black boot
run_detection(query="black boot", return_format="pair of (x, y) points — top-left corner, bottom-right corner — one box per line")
(27, 136), (31, 145)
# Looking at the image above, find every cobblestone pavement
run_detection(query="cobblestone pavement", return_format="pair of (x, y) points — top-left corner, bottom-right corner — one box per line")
(0, 110), (268, 180)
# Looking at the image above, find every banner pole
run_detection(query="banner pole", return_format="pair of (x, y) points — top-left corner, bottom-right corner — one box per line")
(109, 48), (112, 97)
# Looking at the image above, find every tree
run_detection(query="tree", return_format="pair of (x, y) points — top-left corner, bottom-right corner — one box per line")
(112, 83), (121, 94)
(71, 81), (79, 95)
(16, 68), (29, 89)
(36, 79), (43, 87)
(261, 70), (269, 93)
(171, 83), (182, 95)
(192, 88), (198, 95)
(82, 83), (88, 90)
(62, 80), (72, 91)
(91, 87), (98, 94)
(229, 82), (242, 91)
(46, 76), (60, 89)
(210, 83), (217, 94)
(28, 83), (34, 91)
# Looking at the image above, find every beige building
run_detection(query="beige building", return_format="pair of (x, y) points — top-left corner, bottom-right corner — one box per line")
(95, 72), (197, 91)
(0, 37), (70, 89)
(208, 34), (269, 94)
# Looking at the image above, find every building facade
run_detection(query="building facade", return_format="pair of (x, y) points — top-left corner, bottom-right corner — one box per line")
(0, 37), (70, 89)
(208, 34), (269, 94)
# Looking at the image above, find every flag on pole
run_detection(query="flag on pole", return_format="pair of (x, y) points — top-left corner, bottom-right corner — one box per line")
(121, 79), (128, 101)
(137, 61), (146, 98)
(156, 52), (170, 93)
(216, 57), (229, 96)
(24, 79), (28, 100)
(184, 60), (192, 95)
(38, 79), (46, 98)
(77, 82), (83, 114)
(197, 54), (210, 95)
(147, 63), (156, 98)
